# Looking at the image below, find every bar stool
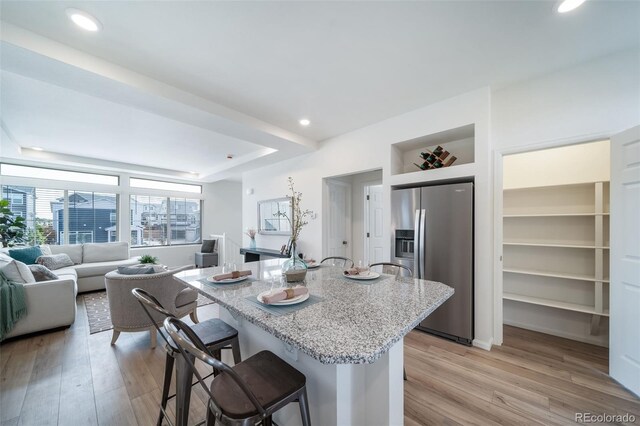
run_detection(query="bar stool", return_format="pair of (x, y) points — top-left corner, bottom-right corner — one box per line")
(320, 256), (354, 268)
(132, 288), (242, 426)
(164, 317), (312, 426)
(369, 262), (413, 278)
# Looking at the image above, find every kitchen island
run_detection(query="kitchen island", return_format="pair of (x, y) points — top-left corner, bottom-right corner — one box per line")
(174, 259), (453, 426)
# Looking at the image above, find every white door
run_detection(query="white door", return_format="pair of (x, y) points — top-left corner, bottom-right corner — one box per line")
(326, 180), (351, 258)
(610, 125), (640, 397)
(365, 184), (385, 264)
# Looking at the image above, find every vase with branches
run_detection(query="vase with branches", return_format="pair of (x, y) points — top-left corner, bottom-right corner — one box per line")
(277, 177), (313, 282)
(245, 228), (257, 249)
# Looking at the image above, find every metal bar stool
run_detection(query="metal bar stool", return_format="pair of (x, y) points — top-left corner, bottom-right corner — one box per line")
(320, 256), (354, 268)
(369, 262), (413, 278)
(165, 317), (312, 426)
(132, 288), (242, 426)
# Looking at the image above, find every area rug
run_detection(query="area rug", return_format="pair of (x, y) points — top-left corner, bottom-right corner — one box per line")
(83, 290), (214, 335)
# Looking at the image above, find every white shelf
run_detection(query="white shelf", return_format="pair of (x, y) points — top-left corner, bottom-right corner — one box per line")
(503, 293), (609, 317)
(503, 213), (609, 218)
(389, 162), (476, 187)
(503, 182), (599, 192)
(503, 268), (609, 283)
(503, 241), (610, 249)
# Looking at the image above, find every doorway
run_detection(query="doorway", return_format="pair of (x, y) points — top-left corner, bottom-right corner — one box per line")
(323, 169), (383, 263)
(500, 140), (611, 348)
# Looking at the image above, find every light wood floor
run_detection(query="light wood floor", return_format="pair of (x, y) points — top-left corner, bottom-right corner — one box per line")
(1, 297), (638, 426)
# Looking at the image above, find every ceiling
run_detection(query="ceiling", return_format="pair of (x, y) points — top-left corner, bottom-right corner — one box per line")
(1, 1), (638, 181)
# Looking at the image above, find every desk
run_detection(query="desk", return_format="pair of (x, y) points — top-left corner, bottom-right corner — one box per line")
(174, 259), (453, 426)
(239, 247), (290, 262)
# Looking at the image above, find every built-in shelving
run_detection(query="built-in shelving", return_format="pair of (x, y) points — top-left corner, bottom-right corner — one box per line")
(503, 293), (609, 317)
(503, 213), (609, 218)
(503, 241), (609, 249)
(502, 181), (610, 333)
(389, 124), (475, 183)
(503, 268), (609, 283)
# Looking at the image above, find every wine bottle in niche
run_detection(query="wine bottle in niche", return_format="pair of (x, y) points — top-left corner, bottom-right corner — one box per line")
(433, 159), (443, 168)
(433, 145), (444, 156)
(414, 162), (431, 170)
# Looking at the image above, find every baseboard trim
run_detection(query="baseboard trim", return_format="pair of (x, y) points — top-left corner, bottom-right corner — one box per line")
(503, 320), (609, 348)
(472, 337), (493, 351)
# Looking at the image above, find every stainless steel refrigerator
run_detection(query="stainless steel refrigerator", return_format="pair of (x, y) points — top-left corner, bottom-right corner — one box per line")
(391, 182), (474, 345)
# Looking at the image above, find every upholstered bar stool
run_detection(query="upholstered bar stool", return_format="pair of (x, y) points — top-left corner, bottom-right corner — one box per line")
(165, 317), (312, 426)
(132, 288), (241, 426)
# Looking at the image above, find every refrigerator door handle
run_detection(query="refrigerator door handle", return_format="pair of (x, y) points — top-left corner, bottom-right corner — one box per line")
(419, 209), (426, 280)
(414, 209), (421, 278)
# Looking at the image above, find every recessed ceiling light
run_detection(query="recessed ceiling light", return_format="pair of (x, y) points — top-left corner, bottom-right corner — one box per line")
(299, 119), (311, 126)
(66, 8), (102, 32)
(557, 0), (586, 13)
(31, 146), (44, 151)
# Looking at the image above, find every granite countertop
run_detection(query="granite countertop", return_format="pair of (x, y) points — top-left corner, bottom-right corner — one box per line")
(174, 259), (454, 365)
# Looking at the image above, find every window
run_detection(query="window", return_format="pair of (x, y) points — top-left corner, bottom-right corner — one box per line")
(130, 178), (201, 194)
(67, 191), (117, 244)
(1, 164), (118, 185)
(1, 185), (117, 246)
(130, 195), (201, 247)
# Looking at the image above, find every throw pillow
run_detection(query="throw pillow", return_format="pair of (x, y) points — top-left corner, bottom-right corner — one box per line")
(1, 259), (36, 284)
(200, 239), (216, 253)
(28, 264), (59, 282)
(36, 254), (74, 270)
(117, 265), (156, 275)
(39, 245), (53, 256)
(8, 246), (43, 265)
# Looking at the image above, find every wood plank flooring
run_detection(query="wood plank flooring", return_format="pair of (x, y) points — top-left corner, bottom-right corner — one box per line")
(1, 296), (638, 425)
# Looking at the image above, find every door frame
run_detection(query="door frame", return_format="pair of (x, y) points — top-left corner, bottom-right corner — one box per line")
(492, 131), (611, 346)
(363, 181), (383, 265)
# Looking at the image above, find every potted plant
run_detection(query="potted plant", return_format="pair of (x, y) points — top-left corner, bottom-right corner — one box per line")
(0, 199), (27, 248)
(139, 254), (159, 265)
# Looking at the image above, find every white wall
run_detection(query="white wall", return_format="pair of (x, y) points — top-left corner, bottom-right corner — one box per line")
(243, 88), (494, 349)
(493, 48), (640, 151)
(202, 180), (243, 247)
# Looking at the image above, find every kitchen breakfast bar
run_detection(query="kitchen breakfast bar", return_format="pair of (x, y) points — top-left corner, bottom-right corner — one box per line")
(174, 259), (453, 426)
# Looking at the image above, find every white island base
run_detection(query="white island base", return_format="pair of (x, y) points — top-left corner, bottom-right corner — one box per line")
(220, 308), (405, 426)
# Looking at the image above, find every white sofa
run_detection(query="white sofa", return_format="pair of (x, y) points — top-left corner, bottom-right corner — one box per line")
(2, 242), (139, 339)
(49, 241), (139, 293)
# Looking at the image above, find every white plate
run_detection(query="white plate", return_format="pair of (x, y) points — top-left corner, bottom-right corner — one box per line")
(306, 262), (320, 269)
(257, 289), (310, 305)
(344, 271), (380, 280)
(207, 275), (249, 284)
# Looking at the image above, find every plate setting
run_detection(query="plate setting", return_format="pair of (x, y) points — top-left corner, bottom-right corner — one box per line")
(343, 271), (380, 281)
(257, 289), (310, 305)
(207, 275), (249, 284)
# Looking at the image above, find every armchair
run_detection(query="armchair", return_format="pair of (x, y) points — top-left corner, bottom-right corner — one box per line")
(105, 265), (198, 348)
